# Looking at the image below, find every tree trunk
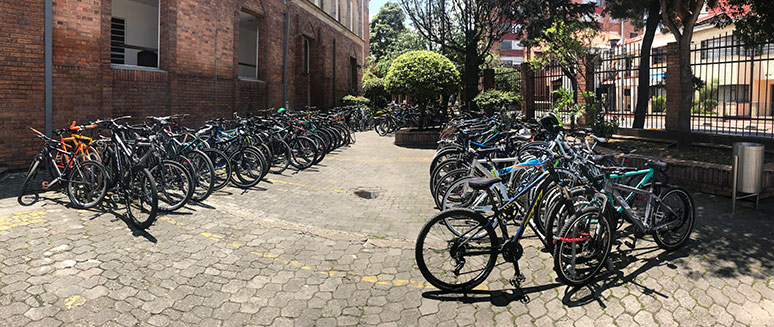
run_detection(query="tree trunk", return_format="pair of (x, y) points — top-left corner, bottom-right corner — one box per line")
(632, 1), (661, 129)
(463, 45), (481, 112)
(678, 37), (694, 133)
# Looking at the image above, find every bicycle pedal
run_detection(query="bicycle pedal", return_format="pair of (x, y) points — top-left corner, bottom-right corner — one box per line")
(624, 238), (637, 249)
(509, 273), (526, 287)
(519, 293), (530, 304)
(41, 181), (50, 190)
(110, 194), (121, 203)
(605, 258), (616, 272)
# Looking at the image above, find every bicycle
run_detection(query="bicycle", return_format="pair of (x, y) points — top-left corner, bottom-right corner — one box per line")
(415, 154), (614, 291)
(18, 128), (108, 209)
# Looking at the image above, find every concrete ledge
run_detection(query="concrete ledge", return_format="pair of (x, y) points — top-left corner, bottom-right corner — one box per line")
(394, 128), (441, 147)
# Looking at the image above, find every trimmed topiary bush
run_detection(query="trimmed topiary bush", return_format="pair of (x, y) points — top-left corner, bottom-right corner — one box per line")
(384, 50), (459, 128)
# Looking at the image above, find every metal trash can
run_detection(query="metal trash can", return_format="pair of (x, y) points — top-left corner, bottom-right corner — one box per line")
(732, 142), (765, 214)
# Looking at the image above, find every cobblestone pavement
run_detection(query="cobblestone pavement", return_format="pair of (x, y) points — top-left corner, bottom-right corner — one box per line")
(0, 132), (772, 326)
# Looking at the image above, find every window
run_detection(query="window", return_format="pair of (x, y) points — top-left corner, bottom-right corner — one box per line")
(630, 32), (638, 38)
(302, 38), (310, 75)
(652, 47), (666, 65)
(701, 36), (746, 60)
(349, 57), (357, 92)
(718, 85), (750, 103)
(238, 11), (259, 79)
(499, 40), (512, 50)
(111, 0), (160, 68)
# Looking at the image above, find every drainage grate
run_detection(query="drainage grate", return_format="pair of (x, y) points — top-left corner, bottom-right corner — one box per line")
(354, 190), (378, 199)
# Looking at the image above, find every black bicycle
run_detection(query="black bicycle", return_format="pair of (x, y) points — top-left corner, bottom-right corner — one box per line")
(18, 128), (108, 209)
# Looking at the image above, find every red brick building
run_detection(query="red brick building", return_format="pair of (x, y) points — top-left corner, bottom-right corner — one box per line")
(0, 0), (368, 168)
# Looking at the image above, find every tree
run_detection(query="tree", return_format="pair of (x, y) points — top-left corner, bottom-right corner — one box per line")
(369, 2), (407, 62)
(399, 0), (518, 111)
(605, 0), (662, 129)
(363, 72), (390, 108)
(384, 50), (460, 128)
(511, 0), (597, 48)
(718, 0), (774, 44)
(658, 0), (712, 133)
(528, 20), (596, 103)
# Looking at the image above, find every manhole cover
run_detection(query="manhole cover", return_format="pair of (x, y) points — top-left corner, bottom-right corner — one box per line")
(354, 190), (378, 199)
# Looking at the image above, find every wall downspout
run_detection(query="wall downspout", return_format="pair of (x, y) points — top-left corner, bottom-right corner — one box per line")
(282, 11), (290, 108)
(45, 0), (53, 136)
(332, 38), (336, 108)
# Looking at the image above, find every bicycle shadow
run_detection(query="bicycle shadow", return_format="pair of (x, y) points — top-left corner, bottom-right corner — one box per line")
(422, 283), (560, 306)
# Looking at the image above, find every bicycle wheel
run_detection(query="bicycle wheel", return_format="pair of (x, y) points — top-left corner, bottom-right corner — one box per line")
(18, 156), (43, 206)
(415, 209), (498, 291)
(150, 160), (194, 212)
(553, 207), (612, 287)
(67, 160), (108, 209)
(202, 148), (231, 190)
(186, 150), (215, 202)
(289, 137), (317, 170)
(126, 168), (159, 229)
(268, 140), (291, 174)
(652, 187), (695, 251)
(432, 168), (470, 210)
(229, 147), (264, 188)
(309, 134), (326, 165)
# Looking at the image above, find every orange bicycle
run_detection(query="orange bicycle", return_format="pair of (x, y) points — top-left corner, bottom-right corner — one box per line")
(53, 121), (101, 168)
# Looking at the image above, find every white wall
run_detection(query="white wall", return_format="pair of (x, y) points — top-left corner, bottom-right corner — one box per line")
(112, 0), (159, 66)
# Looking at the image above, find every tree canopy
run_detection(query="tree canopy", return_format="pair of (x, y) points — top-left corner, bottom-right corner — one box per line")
(384, 50), (460, 104)
(369, 2), (407, 62)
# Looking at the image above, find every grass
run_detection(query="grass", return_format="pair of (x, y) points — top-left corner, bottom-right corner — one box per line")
(604, 138), (774, 165)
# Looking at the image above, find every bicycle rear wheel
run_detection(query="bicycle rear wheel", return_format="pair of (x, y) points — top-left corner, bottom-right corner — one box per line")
(652, 187), (695, 251)
(126, 168), (159, 229)
(415, 209), (498, 291)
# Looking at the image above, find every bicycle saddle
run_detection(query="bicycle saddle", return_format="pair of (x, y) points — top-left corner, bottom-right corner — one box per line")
(467, 177), (502, 190)
(590, 154), (615, 164)
(617, 145), (637, 154)
(646, 160), (669, 171)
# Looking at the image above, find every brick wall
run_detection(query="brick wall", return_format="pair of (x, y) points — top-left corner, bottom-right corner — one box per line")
(0, 0), (367, 169)
(0, 0), (45, 168)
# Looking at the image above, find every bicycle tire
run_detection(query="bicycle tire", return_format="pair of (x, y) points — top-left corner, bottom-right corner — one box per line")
(67, 159), (108, 209)
(202, 148), (231, 190)
(18, 157), (42, 206)
(289, 137), (317, 169)
(415, 208), (498, 291)
(151, 160), (194, 212)
(553, 206), (612, 287)
(652, 187), (695, 251)
(126, 167), (159, 229)
(187, 149), (215, 202)
(229, 147), (265, 188)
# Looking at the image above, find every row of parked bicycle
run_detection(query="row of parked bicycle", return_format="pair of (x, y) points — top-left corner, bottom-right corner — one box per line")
(18, 109), (358, 230)
(416, 112), (695, 292)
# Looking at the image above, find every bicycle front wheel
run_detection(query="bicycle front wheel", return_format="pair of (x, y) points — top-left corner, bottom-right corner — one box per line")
(18, 157), (43, 206)
(230, 147), (265, 188)
(150, 160), (194, 212)
(553, 207), (612, 287)
(415, 209), (498, 291)
(126, 168), (159, 229)
(67, 160), (108, 209)
(187, 150), (215, 202)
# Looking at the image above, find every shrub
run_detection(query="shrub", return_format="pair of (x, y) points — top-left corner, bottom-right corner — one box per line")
(384, 50), (460, 104)
(652, 95), (666, 112)
(341, 95), (370, 106)
(362, 73), (389, 108)
(494, 66), (521, 94)
(583, 93), (618, 138)
(692, 79), (719, 114)
(473, 90), (518, 115)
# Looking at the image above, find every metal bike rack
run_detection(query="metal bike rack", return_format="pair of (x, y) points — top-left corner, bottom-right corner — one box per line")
(732, 142), (765, 215)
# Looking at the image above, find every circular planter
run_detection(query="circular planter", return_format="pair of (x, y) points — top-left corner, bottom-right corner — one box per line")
(394, 128), (441, 147)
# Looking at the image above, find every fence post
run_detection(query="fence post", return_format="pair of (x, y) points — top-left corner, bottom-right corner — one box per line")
(521, 63), (535, 119)
(577, 55), (595, 104)
(665, 42), (684, 133)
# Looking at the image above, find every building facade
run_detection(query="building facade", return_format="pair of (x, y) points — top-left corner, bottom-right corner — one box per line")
(0, 0), (368, 168)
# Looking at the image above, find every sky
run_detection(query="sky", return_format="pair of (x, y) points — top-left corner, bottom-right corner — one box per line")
(368, 0), (413, 27)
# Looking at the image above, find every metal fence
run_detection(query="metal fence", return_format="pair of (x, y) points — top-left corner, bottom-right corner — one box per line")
(593, 43), (666, 130)
(689, 33), (774, 137)
(532, 62), (575, 122)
